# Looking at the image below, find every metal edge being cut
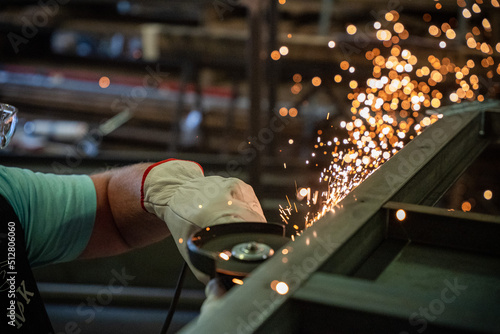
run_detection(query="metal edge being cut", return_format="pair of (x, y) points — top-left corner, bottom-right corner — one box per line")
(181, 104), (496, 334)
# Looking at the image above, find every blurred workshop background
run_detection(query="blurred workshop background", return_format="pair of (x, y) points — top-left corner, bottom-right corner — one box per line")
(1, 0), (500, 333)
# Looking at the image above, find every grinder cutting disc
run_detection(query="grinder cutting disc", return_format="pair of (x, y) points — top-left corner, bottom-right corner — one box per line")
(187, 222), (289, 279)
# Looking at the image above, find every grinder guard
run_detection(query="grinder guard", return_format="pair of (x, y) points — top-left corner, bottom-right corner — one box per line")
(187, 222), (289, 288)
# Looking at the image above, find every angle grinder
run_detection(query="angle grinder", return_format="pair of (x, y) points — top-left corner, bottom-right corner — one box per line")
(161, 223), (289, 333)
(187, 222), (290, 289)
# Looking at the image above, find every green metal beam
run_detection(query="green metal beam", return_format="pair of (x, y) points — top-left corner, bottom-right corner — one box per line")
(384, 201), (500, 256)
(180, 104), (500, 333)
(291, 272), (499, 334)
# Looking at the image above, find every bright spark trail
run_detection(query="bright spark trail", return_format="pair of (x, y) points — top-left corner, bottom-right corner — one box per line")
(277, 0), (500, 234)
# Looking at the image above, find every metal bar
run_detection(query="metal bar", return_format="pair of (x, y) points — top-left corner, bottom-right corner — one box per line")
(317, 210), (386, 276)
(350, 238), (408, 280)
(224, 76), (240, 154)
(180, 105), (497, 333)
(390, 111), (491, 206)
(38, 283), (205, 310)
(267, 0), (279, 156)
(384, 201), (500, 256)
(171, 61), (194, 152)
(318, 0), (334, 35)
(425, 100), (500, 116)
(247, 0), (266, 196)
(291, 273), (499, 334)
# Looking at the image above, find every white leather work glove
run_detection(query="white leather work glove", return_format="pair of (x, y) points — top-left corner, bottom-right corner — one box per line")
(200, 278), (227, 314)
(141, 159), (267, 284)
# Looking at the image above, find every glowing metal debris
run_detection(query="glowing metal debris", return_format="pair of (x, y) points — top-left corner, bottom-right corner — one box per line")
(278, 1), (500, 230)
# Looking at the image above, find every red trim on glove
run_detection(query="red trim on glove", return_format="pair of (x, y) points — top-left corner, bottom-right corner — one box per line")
(140, 159), (204, 212)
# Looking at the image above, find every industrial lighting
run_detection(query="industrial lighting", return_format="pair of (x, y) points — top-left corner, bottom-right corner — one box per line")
(346, 24), (357, 35)
(312, 77), (322, 87)
(99, 76), (110, 88)
(484, 190), (493, 200)
(279, 46), (289, 56)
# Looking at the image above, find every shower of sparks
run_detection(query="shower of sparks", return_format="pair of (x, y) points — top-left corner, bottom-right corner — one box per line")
(396, 209), (406, 221)
(279, 0), (500, 233)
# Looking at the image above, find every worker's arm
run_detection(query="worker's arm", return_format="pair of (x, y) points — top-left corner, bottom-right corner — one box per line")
(79, 159), (266, 285)
(79, 163), (169, 259)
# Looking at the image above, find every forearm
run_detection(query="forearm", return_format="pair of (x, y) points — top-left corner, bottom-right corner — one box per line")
(79, 163), (169, 259)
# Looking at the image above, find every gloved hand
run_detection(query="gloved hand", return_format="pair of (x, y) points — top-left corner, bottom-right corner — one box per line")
(200, 278), (227, 314)
(141, 159), (267, 283)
